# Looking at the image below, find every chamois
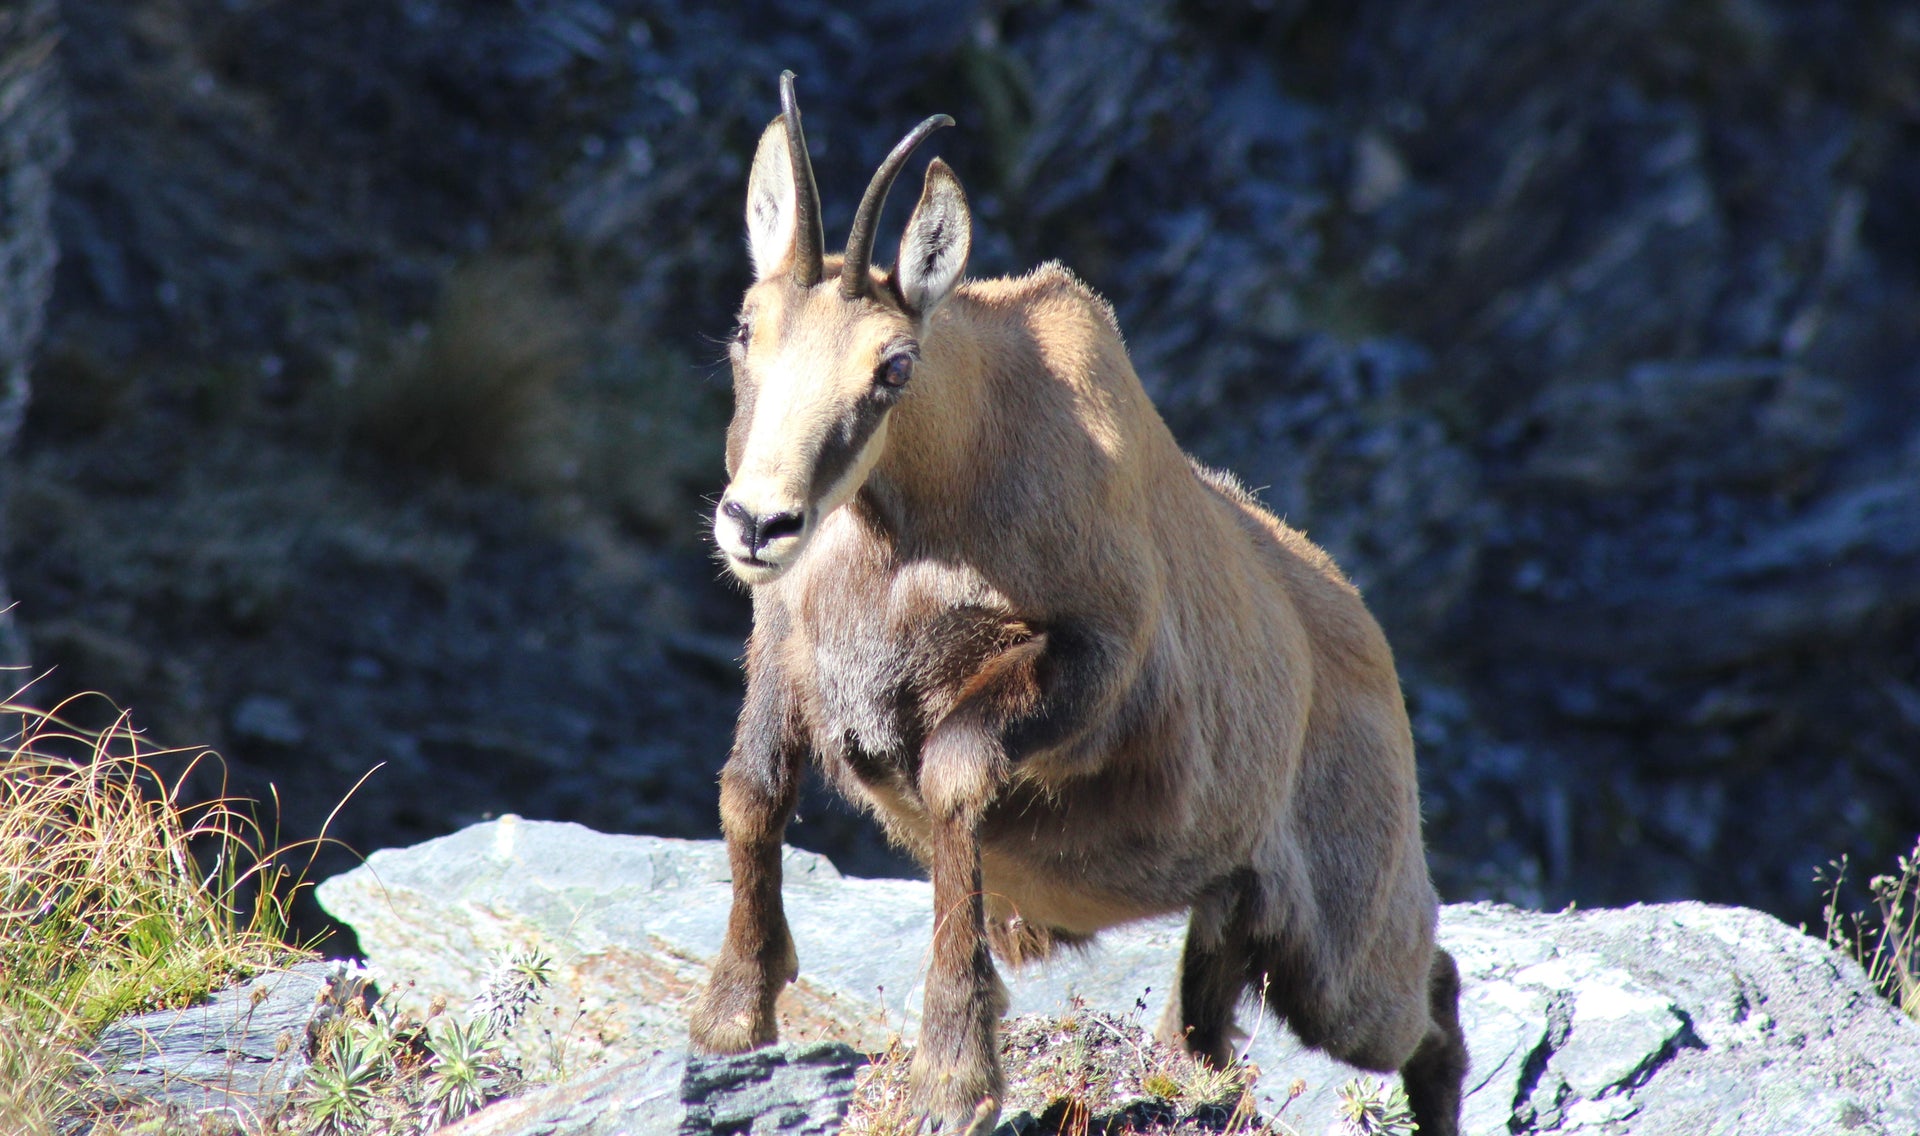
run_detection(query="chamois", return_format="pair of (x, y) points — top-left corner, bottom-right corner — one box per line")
(689, 73), (1468, 1136)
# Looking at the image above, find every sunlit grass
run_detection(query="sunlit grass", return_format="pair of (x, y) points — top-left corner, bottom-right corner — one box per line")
(0, 685), (314, 1133)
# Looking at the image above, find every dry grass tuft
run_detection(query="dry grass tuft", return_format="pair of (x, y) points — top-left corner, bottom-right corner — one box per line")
(1821, 833), (1920, 1020)
(0, 1005), (88, 1136)
(0, 687), (312, 1134)
(843, 1007), (1289, 1136)
(842, 1034), (920, 1136)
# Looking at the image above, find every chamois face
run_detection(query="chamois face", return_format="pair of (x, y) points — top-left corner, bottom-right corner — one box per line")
(713, 89), (968, 586)
(716, 281), (917, 585)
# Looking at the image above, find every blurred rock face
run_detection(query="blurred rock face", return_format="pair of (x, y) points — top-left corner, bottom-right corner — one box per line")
(10, 0), (1920, 925)
(0, 0), (70, 669)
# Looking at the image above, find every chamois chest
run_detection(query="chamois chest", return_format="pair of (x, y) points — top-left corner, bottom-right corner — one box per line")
(768, 519), (1030, 778)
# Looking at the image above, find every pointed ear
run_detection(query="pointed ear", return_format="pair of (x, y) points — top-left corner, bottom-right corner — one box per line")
(746, 116), (798, 282)
(894, 158), (970, 317)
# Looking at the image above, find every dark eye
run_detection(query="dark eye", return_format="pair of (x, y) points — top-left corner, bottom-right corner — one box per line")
(731, 317), (752, 350)
(876, 352), (914, 389)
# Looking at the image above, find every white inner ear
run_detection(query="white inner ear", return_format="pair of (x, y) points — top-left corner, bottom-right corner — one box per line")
(746, 119), (798, 282)
(897, 162), (971, 315)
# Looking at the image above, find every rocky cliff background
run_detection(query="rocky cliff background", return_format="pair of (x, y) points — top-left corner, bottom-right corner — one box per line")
(0, 0), (68, 671)
(5, 0), (1919, 944)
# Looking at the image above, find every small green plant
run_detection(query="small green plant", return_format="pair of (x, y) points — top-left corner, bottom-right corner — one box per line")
(303, 1028), (387, 1135)
(294, 945), (555, 1133)
(1335, 1077), (1418, 1136)
(1140, 1068), (1183, 1100)
(475, 946), (556, 1038)
(1820, 834), (1920, 1020)
(421, 1016), (508, 1127)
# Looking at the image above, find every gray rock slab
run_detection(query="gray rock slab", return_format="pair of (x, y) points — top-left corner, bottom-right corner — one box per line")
(439, 1042), (862, 1136)
(319, 819), (1920, 1135)
(317, 813), (926, 1061)
(87, 960), (334, 1128)
(1437, 902), (1920, 1136)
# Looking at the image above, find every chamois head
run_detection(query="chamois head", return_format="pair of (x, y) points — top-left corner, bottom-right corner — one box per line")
(713, 73), (969, 585)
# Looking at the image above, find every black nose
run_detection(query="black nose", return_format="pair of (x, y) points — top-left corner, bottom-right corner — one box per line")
(722, 500), (805, 555)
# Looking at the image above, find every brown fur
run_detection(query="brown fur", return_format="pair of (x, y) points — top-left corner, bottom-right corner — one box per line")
(691, 102), (1467, 1136)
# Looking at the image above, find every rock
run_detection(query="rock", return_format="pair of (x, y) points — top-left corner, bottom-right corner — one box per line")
(318, 820), (1920, 1135)
(315, 814), (929, 1063)
(677, 1045), (864, 1136)
(230, 693), (308, 748)
(1440, 903), (1920, 1135)
(86, 961), (336, 1129)
(438, 1043), (863, 1136)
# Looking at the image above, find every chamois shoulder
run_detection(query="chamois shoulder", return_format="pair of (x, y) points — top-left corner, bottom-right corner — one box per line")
(962, 260), (1126, 346)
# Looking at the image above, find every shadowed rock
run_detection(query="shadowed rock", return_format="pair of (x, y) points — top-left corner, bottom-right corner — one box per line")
(437, 1043), (864, 1136)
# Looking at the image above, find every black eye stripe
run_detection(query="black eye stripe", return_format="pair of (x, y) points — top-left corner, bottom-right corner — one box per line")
(807, 395), (889, 501)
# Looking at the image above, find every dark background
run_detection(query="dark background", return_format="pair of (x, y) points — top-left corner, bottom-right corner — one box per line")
(5, 0), (1918, 951)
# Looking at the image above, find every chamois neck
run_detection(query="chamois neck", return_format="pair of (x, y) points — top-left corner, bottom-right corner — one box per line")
(860, 270), (1164, 575)
(869, 298), (993, 517)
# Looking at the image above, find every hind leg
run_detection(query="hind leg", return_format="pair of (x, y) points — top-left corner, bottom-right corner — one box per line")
(1156, 878), (1252, 1067)
(1252, 936), (1465, 1136)
(1399, 948), (1467, 1136)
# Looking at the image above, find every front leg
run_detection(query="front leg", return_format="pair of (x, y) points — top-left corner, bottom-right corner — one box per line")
(908, 629), (1098, 1133)
(689, 654), (805, 1054)
(907, 622), (1134, 1131)
(909, 783), (1008, 1135)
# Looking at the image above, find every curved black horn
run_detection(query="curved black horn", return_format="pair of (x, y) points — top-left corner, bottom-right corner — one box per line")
(840, 113), (955, 300)
(780, 71), (825, 288)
